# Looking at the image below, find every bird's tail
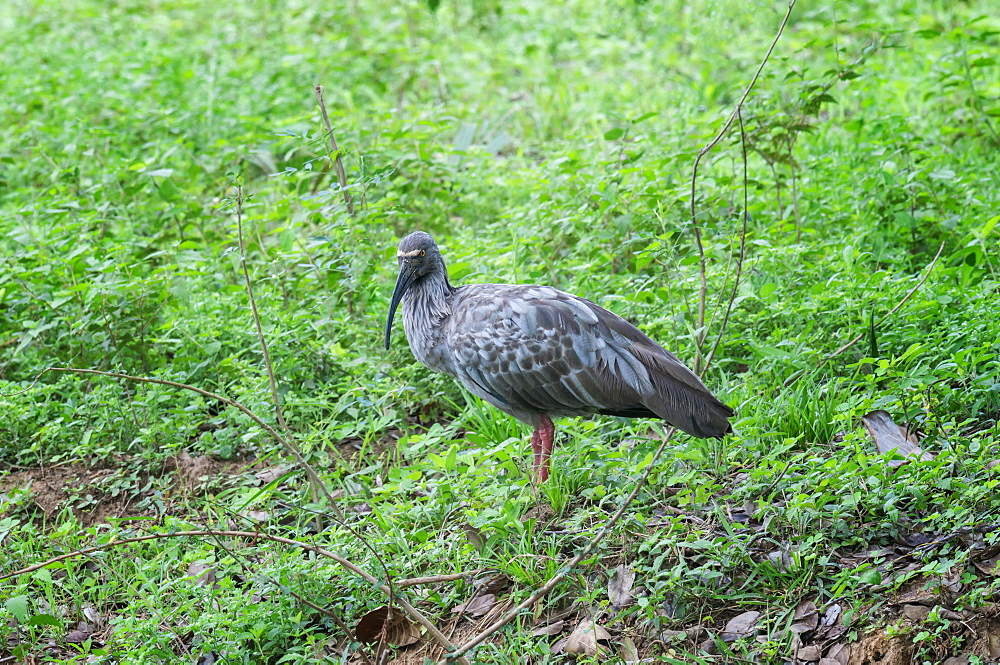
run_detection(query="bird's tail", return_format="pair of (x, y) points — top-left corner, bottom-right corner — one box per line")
(630, 344), (734, 438)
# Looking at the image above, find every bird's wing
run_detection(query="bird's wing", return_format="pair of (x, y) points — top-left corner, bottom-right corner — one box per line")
(446, 285), (604, 417)
(447, 285), (732, 437)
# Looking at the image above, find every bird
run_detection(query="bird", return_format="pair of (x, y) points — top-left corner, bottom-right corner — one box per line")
(384, 231), (734, 483)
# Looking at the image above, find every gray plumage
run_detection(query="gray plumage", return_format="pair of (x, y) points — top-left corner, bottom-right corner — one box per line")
(385, 231), (734, 482)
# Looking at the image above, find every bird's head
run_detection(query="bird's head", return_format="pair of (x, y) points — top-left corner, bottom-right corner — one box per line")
(384, 232), (445, 350)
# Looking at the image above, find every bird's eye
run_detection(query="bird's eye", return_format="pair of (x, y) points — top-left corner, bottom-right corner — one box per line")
(419, 250), (426, 257)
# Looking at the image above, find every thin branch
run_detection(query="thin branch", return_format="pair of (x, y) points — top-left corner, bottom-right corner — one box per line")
(314, 84), (356, 216)
(828, 241), (946, 359)
(199, 518), (377, 665)
(0, 529), (468, 665)
(233, 182), (328, 536)
(42, 366), (342, 517)
(234, 184), (292, 443)
(689, 0), (796, 373)
(397, 571), (484, 588)
(445, 428), (677, 662)
(703, 109), (750, 375)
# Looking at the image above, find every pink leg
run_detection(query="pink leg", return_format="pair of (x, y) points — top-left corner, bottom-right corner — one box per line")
(530, 427), (542, 481)
(535, 415), (555, 483)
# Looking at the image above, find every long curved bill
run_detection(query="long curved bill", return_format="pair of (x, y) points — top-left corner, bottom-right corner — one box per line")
(384, 265), (415, 350)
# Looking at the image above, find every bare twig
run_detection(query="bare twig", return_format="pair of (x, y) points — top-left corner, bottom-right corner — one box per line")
(703, 109), (750, 375)
(827, 241), (946, 359)
(314, 84), (356, 216)
(233, 184), (292, 443)
(445, 428), (677, 662)
(196, 518), (377, 665)
(232, 182), (328, 533)
(39, 367), (394, 602)
(0, 529), (468, 665)
(689, 0), (796, 373)
(397, 571), (484, 588)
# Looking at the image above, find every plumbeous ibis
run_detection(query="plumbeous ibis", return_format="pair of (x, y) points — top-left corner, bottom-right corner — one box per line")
(384, 231), (733, 483)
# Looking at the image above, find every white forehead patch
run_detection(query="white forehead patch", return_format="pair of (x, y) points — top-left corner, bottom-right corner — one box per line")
(397, 249), (423, 257)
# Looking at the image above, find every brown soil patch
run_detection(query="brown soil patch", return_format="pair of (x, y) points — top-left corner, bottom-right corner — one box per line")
(0, 453), (262, 528)
(846, 631), (915, 665)
(0, 463), (150, 525)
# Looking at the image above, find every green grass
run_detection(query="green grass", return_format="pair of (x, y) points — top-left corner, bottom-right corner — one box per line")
(2, 0), (1000, 662)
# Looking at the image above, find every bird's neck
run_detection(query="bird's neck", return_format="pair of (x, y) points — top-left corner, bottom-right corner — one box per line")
(402, 269), (454, 368)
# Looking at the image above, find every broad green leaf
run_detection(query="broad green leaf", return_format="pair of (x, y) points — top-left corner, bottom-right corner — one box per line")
(27, 614), (61, 627)
(4, 596), (29, 622)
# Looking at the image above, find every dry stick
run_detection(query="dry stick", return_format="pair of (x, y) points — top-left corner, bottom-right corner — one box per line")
(199, 519), (377, 665)
(452, 8), (795, 660)
(703, 109), (750, 375)
(444, 428), (677, 663)
(397, 571), (483, 588)
(828, 241), (946, 359)
(233, 183), (323, 529)
(689, 0), (797, 373)
(234, 184), (291, 439)
(314, 84), (355, 217)
(0, 529), (470, 665)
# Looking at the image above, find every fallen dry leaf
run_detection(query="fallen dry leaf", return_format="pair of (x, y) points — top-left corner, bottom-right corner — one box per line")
(354, 606), (420, 646)
(608, 565), (636, 608)
(463, 524), (484, 551)
(821, 603), (842, 627)
(797, 644), (821, 661)
(721, 610), (760, 641)
(790, 599), (818, 634)
(934, 606), (963, 621)
(659, 625), (706, 642)
(901, 604), (929, 622)
(941, 572), (962, 593)
(898, 586), (937, 606)
(824, 642), (851, 665)
(973, 553), (1000, 576)
(474, 573), (511, 596)
(65, 621), (95, 643)
(565, 619), (612, 656)
(255, 466), (290, 485)
(766, 547), (793, 572)
(989, 628), (1000, 659)
(532, 620), (565, 637)
(452, 593), (496, 617)
(861, 410), (934, 466)
(619, 635), (639, 662)
(942, 655), (971, 665)
(186, 562), (217, 588)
